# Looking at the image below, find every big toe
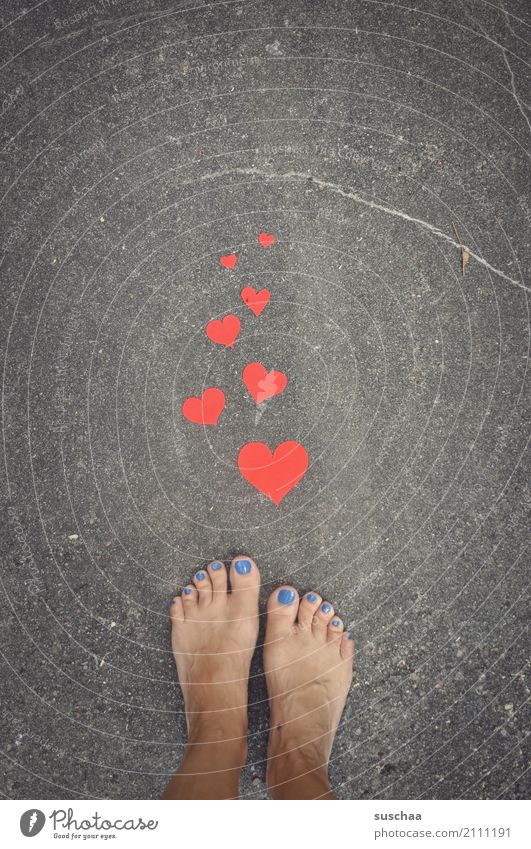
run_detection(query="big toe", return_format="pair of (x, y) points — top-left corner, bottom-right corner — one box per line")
(266, 585), (300, 641)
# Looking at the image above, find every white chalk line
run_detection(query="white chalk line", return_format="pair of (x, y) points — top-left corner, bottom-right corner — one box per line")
(187, 166), (529, 293)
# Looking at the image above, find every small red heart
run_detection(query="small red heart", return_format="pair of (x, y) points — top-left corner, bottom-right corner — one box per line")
(258, 232), (276, 249)
(238, 441), (309, 505)
(182, 388), (225, 425)
(243, 362), (287, 404)
(206, 315), (241, 348)
(241, 286), (270, 317)
(220, 253), (237, 269)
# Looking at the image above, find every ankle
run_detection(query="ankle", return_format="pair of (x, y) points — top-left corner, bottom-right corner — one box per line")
(186, 710), (248, 764)
(267, 734), (332, 799)
(163, 731), (247, 799)
(268, 751), (331, 799)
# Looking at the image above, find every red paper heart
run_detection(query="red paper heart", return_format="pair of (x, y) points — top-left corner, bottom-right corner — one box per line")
(258, 232), (276, 249)
(238, 441), (309, 505)
(206, 315), (240, 348)
(182, 388), (225, 425)
(243, 362), (287, 404)
(220, 253), (237, 269)
(241, 286), (270, 317)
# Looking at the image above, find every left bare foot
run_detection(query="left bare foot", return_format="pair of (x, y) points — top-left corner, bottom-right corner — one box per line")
(161, 556), (260, 799)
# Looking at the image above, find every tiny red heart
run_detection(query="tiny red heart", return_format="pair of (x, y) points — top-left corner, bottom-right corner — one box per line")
(220, 253), (237, 269)
(206, 314), (241, 348)
(243, 362), (287, 404)
(241, 286), (270, 317)
(238, 441), (309, 505)
(258, 232), (276, 249)
(182, 388), (225, 425)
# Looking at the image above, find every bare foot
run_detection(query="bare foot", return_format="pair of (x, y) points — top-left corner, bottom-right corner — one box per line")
(161, 556), (260, 799)
(264, 585), (354, 799)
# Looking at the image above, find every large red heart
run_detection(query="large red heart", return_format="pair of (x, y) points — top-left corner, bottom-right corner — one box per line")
(238, 441), (309, 505)
(242, 362), (287, 404)
(220, 253), (237, 269)
(206, 315), (240, 348)
(182, 388), (225, 425)
(258, 232), (276, 249)
(241, 286), (270, 317)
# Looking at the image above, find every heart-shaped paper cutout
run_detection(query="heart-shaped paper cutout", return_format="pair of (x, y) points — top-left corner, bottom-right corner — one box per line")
(243, 362), (287, 404)
(258, 232), (276, 249)
(220, 253), (237, 269)
(238, 441), (308, 505)
(206, 315), (241, 348)
(182, 388), (225, 425)
(241, 286), (270, 317)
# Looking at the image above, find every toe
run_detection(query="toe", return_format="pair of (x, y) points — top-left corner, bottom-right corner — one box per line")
(340, 632), (355, 661)
(193, 568), (212, 604)
(327, 616), (344, 641)
(181, 584), (198, 610)
(313, 599), (335, 635)
(298, 591), (322, 630)
(169, 596), (184, 622)
(266, 584), (300, 640)
(207, 559), (227, 597)
(228, 555), (260, 614)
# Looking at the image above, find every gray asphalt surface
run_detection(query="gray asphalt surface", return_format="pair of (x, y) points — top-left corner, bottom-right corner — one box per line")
(0, 0), (529, 800)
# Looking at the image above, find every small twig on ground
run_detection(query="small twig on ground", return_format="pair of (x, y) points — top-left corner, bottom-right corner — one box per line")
(452, 221), (470, 276)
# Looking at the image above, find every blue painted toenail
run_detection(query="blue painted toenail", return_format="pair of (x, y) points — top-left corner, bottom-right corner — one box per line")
(306, 593), (318, 603)
(183, 588), (193, 596)
(332, 619), (341, 627)
(235, 559), (252, 575)
(278, 588), (296, 605)
(170, 599), (176, 605)
(195, 571), (206, 581)
(348, 634), (354, 640)
(322, 603), (331, 613)
(211, 561), (223, 571)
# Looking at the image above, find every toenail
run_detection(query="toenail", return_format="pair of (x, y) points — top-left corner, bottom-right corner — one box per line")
(306, 593), (318, 603)
(347, 634), (354, 640)
(321, 603), (331, 613)
(234, 559), (252, 575)
(278, 588), (296, 605)
(332, 619), (341, 626)
(211, 561), (223, 571)
(195, 571), (206, 581)
(170, 599), (176, 605)
(183, 587), (193, 596)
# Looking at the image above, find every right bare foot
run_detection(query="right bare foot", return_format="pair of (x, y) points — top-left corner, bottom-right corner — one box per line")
(264, 585), (354, 799)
